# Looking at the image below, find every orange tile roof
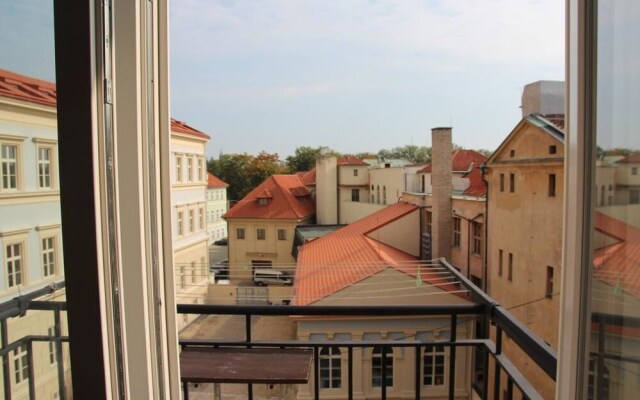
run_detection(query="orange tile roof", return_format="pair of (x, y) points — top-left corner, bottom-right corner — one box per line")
(337, 156), (368, 166)
(301, 168), (316, 186)
(294, 202), (462, 305)
(170, 118), (211, 140)
(462, 166), (487, 196)
(0, 68), (56, 107)
(207, 173), (229, 188)
(593, 212), (640, 298)
(617, 154), (640, 164)
(418, 149), (487, 173)
(223, 174), (316, 220)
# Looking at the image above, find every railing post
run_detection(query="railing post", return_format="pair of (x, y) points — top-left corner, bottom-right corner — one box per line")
(493, 327), (502, 400)
(414, 344), (421, 400)
(27, 340), (35, 400)
(245, 313), (253, 400)
(55, 309), (67, 400)
(314, 346), (320, 400)
(1, 320), (11, 400)
(348, 346), (353, 400)
(381, 345), (387, 400)
(449, 314), (457, 399)
(506, 377), (513, 399)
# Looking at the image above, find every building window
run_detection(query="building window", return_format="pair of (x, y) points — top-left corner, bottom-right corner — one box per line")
(178, 211), (185, 236)
(423, 345), (446, 386)
(1, 143), (19, 190)
(198, 157), (204, 181)
(187, 156), (193, 181)
(376, 185), (380, 204)
(351, 189), (360, 202)
(372, 346), (393, 388)
(630, 189), (640, 204)
(426, 211), (432, 236)
(353, 169), (358, 177)
(257, 228), (266, 240)
(498, 249), (503, 277)
(509, 149), (515, 158)
(42, 237), (56, 277)
(508, 253), (513, 282)
(13, 344), (28, 384)
(421, 175), (425, 192)
(549, 174), (556, 197)
(632, 167), (638, 176)
(5, 243), (23, 288)
(237, 228), (245, 239)
(509, 173), (515, 193)
(472, 222), (482, 256)
(188, 209), (194, 232)
(175, 155), (182, 183)
(199, 206), (205, 230)
(549, 145), (557, 154)
(383, 186), (387, 204)
(191, 262), (197, 284)
(546, 266), (554, 298)
(37, 146), (53, 189)
(499, 173), (505, 192)
(48, 327), (56, 364)
(453, 217), (461, 247)
(179, 266), (185, 289)
(319, 347), (341, 389)
(277, 229), (286, 241)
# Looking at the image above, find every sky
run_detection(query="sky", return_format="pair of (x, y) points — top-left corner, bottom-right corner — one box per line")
(0, 0), (566, 158)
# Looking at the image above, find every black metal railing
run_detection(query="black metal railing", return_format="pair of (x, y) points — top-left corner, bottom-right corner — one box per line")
(176, 259), (559, 400)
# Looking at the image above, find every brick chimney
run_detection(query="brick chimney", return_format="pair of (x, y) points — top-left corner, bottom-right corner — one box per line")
(431, 127), (453, 261)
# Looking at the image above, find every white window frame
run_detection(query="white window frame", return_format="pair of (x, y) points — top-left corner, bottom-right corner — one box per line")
(371, 346), (393, 388)
(175, 154), (183, 183)
(187, 156), (193, 182)
(0, 136), (25, 192)
(177, 209), (184, 236)
(188, 208), (194, 233)
(423, 344), (447, 387)
(13, 343), (28, 384)
(34, 138), (57, 190)
(42, 236), (57, 278)
(319, 347), (342, 389)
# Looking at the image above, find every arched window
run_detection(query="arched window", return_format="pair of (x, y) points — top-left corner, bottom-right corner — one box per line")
(372, 346), (393, 387)
(319, 347), (341, 389)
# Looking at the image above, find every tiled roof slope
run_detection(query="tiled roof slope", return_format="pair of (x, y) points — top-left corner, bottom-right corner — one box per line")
(337, 156), (368, 166)
(223, 174), (316, 220)
(207, 173), (229, 188)
(418, 149), (487, 173)
(0, 68), (56, 107)
(294, 202), (461, 305)
(462, 167), (486, 196)
(593, 212), (640, 298)
(617, 154), (640, 164)
(170, 118), (211, 140)
(301, 168), (316, 186)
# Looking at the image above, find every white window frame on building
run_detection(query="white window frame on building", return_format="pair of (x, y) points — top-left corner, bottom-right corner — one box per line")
(34, 139), (57, 190)
(2, 228), (29, 290)
(453, 217), (461, 247)
(175, 153), (183, 183)
(423, 344), (446, 387)
(319, 347), (342, 389)
(371, 346), (393, 388)
(277, 228), (287, 241)
(0, 135), (24, 191)
(471, 222), (482, 256)
(13, 343), (29, 384)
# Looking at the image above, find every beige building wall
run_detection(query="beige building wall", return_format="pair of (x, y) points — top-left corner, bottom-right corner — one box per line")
(227, 217), (311, 281)
(595, 162), (617, 207)
(366, 210), (420, 257)
(369, 167), (405, 206)
(451, 197), (486, 285)
(174, 239), (209, 330)
(295, 270), (473, 400)
(339, 201), (385, 225)
(486, 121), (564, 399)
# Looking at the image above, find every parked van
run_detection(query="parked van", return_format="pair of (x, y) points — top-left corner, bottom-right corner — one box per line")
(253, 269), (293, 286)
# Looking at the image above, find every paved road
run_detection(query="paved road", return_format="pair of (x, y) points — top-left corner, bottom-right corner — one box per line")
(209, 244), (228, 266)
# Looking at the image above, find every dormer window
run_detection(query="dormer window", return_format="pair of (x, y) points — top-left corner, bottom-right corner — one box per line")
(257, 197), (270, 206)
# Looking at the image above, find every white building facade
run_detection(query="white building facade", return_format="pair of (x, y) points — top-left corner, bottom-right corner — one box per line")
(206, 173), (228, 243)
(170, 119), (210, 330)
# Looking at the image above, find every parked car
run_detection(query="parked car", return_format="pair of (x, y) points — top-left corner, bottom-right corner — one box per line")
(253, 269), (293, 286)
(209, 259), (229, 281)
(213, 237), (228, 246)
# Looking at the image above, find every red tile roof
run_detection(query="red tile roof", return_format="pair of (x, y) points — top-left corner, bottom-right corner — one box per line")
(0, 68), (56, 107)
(223, 174), (316, 220)
(337, 156), (368, 166)
(170, 118), (211, 140)
(294, 202), (463, 305)
(301, 168), (316, 186)
(462, 166), (487, 196)
(593, 212), (640, 298)
(418, 149), (487, 173)
(207, 173), (229, 188)
(617, 154), (640, 164)
(540, 114), (565, 130)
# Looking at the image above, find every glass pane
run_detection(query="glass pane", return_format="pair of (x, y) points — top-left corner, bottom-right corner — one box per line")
(0, 1), (71, 398)
(589, 1), (640, 399)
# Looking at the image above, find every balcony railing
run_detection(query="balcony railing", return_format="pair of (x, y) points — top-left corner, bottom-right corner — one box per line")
(0, 260), (564, 400)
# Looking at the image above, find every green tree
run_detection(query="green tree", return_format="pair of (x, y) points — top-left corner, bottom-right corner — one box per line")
(246, 151), (287, 189)
(209, 153), (252, 200)
(377, 145), (431, 164)
(476, 149), (493, 158)
(285, 146), (323, 173)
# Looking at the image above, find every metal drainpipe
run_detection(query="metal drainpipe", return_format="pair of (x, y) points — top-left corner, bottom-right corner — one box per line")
(479, 163), (489, 293)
